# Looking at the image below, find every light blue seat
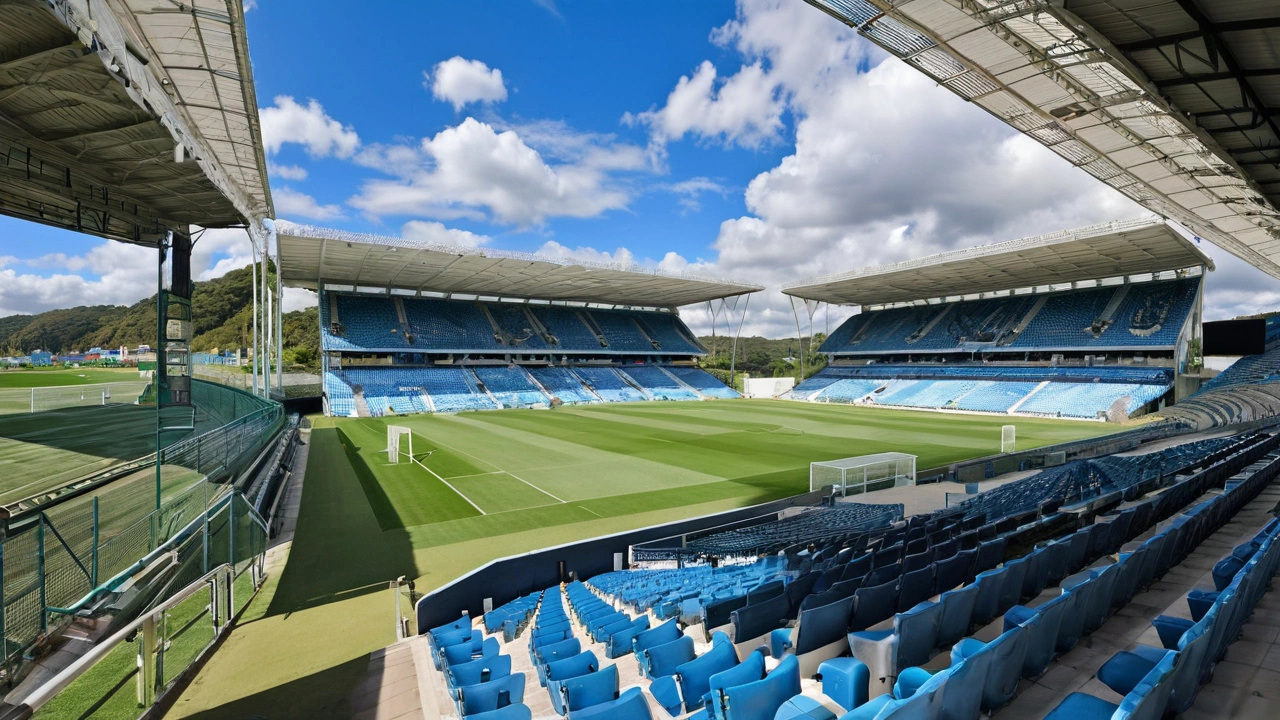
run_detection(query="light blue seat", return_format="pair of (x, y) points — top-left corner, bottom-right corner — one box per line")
(1043, 650), (1176, 720)
(535, 638), (583, 685)
(633, 619), (681, 671)
(545, 651), (599, 686)
(550, 664), (619, 717)
(458, 673), (526, 717)
(467, 703), (533, 720)
(448, 654), (512, 695)
(819, 657), (869, 713)
(446, 636), (499, 668)
(712, 654), (801, 720)
(649, 635), (738, 715)
(705, 649), (766, 718)
(951, 624), (1029, 712)
(642, 635), (696, 680)
(836, 662), (950, 719)
(568, 687), (652, 719)
(606, 617), (650, 658)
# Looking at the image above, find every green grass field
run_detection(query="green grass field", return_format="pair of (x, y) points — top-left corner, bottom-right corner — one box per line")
(169, 400), (1113, 718)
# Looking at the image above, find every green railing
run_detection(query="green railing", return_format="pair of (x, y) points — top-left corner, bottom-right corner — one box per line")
(0, 380), (284, 685)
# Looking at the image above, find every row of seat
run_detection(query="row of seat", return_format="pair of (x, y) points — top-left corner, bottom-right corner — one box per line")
(1050, 484), (1280, 718)
(325, 363), (738, 417)
(838, 447), (1280, 719)
(426, 612), (529, 719)
(321, 291), (705, 355)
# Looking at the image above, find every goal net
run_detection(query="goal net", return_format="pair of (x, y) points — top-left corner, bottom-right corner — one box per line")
(1001, 425), (1016, 454)
(25, 381), (150, 414)
(811, 452), (916, 496)
(387, 425), (413, 464)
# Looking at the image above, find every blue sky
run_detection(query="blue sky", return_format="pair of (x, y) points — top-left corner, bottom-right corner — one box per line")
(0, 0), (1276, 335)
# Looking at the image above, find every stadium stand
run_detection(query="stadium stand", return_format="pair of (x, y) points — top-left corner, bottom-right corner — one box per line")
(790, 364), (1174, 420)
(417, 427), (1280, 720)
(818, 278), (1198, 356)
(319, 290), (739, 416)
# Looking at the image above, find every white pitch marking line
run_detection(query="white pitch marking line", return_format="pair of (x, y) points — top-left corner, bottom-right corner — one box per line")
(420, 432), (568, 505)
(409, 456), (486, 516)
(442, 471), (507, 480)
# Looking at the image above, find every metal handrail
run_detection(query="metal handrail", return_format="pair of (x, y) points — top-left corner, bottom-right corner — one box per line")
(21, 563), (234, 711)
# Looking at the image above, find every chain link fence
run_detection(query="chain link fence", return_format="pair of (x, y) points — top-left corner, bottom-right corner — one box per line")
(0, 380), (283, 684)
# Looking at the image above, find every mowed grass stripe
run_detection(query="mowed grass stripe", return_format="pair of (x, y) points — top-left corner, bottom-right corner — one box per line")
(447, 473), (561, 514)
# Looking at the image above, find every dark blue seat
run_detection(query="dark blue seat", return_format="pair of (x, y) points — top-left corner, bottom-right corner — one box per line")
(935, 583), (978, 650)
(1005, 591), (1070, 678)
(997, 556), (1030, 614)
(773, 594), (855, 677)
(1054, 579), (1092, 654)
(976, 538), (1006, 573)
(731, 592), (790, 649)
(933, 551), (971, 594)
(898, 565), (936, 612)
(1043, 650), (1176, 720)
(952, 624), (1029, 712)
(1098, 613), (1212, 713)
(1020, 548), (1051, 599)
(970, 567), (1007, 626)
(851, 579), (898, 632)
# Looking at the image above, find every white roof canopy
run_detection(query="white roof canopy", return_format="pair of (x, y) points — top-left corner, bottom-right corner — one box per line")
(783, 217), (1213, 306)
(804, 0), (1280, 279)
(277, 222), (763, 308)
(0, 0), (271, 244)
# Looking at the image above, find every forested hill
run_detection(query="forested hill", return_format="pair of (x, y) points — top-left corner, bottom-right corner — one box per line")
(0, 264), (318, 367)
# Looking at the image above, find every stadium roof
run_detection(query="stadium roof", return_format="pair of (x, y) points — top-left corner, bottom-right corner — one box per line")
(783, 217), (1213, 306)
(804, 0), (1280, 279)
(276, 222), (763, 308)
(0, 0), (272, 245)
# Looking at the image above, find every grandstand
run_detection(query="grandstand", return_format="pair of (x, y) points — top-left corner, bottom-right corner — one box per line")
(415, 428), (1280, 719)
(784, 219), (1211, 421)
(276, 223), (761, 417)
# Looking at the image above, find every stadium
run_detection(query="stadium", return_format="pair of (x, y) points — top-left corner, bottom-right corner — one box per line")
(0, 1), (1278, 720)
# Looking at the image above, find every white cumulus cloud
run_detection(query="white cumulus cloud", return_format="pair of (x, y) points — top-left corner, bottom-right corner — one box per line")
(428, 57), (509, 111)
(260, 96), (360, 158)
(272, 187), (345, 221)
(350, 117), (643, 226)
(400, 220), (491, 248)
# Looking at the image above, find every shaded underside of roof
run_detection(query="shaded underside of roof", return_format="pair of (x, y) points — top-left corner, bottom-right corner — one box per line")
(783, 217), (1212, 305)
(804, 0), (1280, 279)
(0, 0), (270, 245)
(277, 222), (763, 308)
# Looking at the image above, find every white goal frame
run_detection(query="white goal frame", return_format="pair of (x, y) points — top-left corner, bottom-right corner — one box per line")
(1001, 425), (1016, 454)
(387, 425), (413, 464)
(811, 452), (916, 496)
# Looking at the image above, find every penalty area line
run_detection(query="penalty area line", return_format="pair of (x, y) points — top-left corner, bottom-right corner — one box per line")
(410, 456), (487, 516)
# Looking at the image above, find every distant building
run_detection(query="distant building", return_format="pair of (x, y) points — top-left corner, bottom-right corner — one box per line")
(29, 351), (52, 366)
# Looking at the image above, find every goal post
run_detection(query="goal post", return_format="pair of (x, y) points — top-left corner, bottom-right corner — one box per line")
(387, 425), (412, 464)
(811, 452), (916, 496)
(1001, 425), (1016, 454)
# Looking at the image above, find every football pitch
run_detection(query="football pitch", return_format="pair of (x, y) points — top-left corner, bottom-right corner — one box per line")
(337, 399), (1113, 534)
(167, 400), (1112, 718)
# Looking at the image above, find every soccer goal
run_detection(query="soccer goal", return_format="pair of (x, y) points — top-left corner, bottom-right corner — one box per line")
(387, 425), (413, 464)
(811, 452), (916, 496)
(1001, 425), (1016, 454)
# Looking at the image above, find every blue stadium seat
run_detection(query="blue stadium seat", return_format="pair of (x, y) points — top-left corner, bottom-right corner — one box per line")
(712, 654), (801, 720)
